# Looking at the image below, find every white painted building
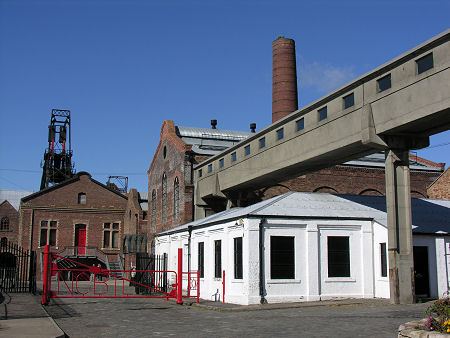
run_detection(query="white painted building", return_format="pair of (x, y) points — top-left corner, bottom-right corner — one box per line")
(155, 192), (450, 305)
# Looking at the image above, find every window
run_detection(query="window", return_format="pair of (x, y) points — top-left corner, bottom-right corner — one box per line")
(219, 158), (224, 168)
(327, 236), (350, 277)
(198, 242), (204, 278)
(380, 242), (387, 277)
(417, 53), (433, 74)
(234, 237), (243, 279)
(198, 169), (202, 178)
(270, 236), (295, 279)
(343, 93), (354, 109)
(40, 220), (57, 247)
(103, 222), (119, 249)
(259, 137), (265, 149)
(318, 106), (327, 121)
(151, 190), (156, 230)
(296, 118), (304, 131)
(0, 217), (9, 231)
(377, 74), (391, 92)
(174, 177), (179, 220)
(214, 240), (222, 278)
(208, 164), (212, 173)
(0, 237), (7, 247)
(244, 145), (250, 156)
(277, 128), (284, 140)
(231, 152), (236, 162)
(162, 173), (167, 224)
(78, 193), (86, 205)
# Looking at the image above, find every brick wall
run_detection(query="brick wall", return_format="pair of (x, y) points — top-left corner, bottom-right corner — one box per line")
(427, 168), (450, 200)
(19, 172), (127, 278)
(0, 201), (20, 244)
(261, 165), (442, 200)
(147, 121), (194, 248)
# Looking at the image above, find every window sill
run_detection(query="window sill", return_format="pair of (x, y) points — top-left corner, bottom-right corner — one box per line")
(324, 277), (356, 283)
(268, 279), (300, 284)
(231, 279), (244, 284)
(376, 277), (388, 282)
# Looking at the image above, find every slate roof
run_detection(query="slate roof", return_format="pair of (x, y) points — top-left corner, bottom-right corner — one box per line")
(158, 192), (450, 236)
(0, 190), (35, 211)
(344, 152), (443, 171)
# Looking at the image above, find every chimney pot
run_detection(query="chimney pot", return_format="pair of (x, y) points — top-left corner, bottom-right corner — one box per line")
(250, 123), (256, 133)
(211, 119), (217, 129)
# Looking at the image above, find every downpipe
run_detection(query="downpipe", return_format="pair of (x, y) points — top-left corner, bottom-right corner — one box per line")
(259, 218), (267, 304)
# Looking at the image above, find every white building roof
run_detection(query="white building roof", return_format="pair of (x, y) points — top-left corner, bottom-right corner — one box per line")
(158, 192), (450, 236)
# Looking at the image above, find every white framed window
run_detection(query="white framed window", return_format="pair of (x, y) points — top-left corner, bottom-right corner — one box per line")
(103, 222), (119, 249)
(40, 220), (57, 247)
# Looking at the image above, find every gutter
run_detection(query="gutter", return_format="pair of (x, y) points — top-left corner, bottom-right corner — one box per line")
(259, 218), (267, 304)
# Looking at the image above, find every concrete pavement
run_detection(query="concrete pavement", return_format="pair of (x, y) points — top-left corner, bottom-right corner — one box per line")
(0, 292), (65, 338)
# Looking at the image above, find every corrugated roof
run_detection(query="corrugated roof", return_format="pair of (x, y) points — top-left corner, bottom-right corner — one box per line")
(176, 126), (252, 156)
(158, 192), (450, 236)
(176, 126), (251, 140)
(0, 190), (35, 211)
(138, 192), (148, 211)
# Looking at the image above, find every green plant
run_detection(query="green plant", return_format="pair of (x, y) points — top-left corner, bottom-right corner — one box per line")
(424, 297), (450, 333)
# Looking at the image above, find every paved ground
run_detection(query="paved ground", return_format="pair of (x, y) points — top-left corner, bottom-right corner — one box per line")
(0, 293), (64, 338)
(44, 296), (431, 337)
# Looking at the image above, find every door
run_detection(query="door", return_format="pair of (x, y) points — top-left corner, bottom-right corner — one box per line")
(75, 224), (87, 255)
(413, 246), (430, 297)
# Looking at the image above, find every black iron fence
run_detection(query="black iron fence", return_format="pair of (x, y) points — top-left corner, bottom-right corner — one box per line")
(0, 241), (36, 293)
(135, 253), (168, 295)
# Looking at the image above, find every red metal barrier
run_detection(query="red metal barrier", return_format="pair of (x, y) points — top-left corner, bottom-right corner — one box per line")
(182, 270), (200, 304)
(41, 245), (52, 305)
(176, 248), (183, 304)
(41, 250), (181, 304)
(222, 270), (225, 303)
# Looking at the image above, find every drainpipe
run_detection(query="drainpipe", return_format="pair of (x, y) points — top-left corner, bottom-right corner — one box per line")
(188, 225), (193, 273)
(259, 218), (267, 304)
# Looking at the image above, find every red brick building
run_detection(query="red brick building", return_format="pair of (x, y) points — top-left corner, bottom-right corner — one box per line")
(122, 188), (148, 270)
(18, 172), (128, 278)
(427, 168), (450, 200)
(0, 190), (34, 245)
(147, 120), (251, 246)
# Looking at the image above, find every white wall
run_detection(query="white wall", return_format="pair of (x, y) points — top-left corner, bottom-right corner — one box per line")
(373, 222), (389, 298)
(155, 218), (449, 305)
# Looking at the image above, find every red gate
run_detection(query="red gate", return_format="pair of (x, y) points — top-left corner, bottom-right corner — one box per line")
(41, 246), (198, 305)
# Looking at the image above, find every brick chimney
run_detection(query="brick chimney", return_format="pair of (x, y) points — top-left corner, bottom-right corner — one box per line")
(272, 37), (298, 123)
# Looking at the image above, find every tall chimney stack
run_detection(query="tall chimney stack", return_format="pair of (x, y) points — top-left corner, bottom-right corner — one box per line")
(272, 37), (298, 123)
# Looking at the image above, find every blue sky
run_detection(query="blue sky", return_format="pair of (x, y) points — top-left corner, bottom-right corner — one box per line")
(0, 0), (449, 193)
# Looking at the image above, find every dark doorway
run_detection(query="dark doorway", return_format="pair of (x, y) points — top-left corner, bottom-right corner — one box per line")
(413, 246), (430, 297)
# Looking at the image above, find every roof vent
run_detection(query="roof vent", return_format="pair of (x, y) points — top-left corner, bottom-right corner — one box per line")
(211, 119), (217, 129)
(250, 123), (256, 133)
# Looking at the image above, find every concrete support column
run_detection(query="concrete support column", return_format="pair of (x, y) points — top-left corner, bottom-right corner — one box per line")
(385, 149), (415, 304)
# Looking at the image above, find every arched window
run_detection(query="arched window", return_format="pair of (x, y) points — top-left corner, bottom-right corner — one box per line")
(174, 177), (179, 221)
(0, 217), (9, 231)
(313, 186), (339, 194)
(151, 190), (156, 230)
(162, 173), (167, 224)
(78, 193), (86, 205)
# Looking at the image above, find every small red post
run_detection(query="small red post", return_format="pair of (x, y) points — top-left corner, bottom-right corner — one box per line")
(41, 245), (50, 305)
(196, 269), (200, 304)
(222, 270), (225, 303)
(176, 248), (183, 304)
